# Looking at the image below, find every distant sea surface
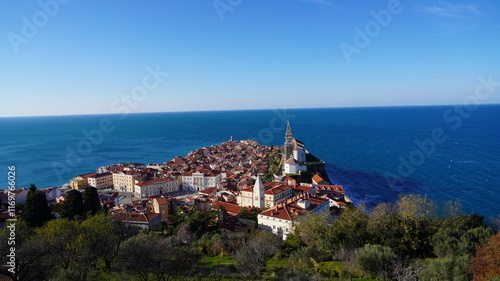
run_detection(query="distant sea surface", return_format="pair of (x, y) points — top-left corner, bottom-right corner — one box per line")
(1, 106), (499, 219)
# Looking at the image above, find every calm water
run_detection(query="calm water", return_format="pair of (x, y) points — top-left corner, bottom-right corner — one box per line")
(1, 106), (499, 219)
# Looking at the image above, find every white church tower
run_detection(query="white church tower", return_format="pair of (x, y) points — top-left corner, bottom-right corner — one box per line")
(284, 120), (293, 161)
(253, 175), (265, 208)
(282, 120), (308, 174)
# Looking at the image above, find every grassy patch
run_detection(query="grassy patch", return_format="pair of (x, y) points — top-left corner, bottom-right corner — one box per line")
(199, 255), (235, 268)
(265, 259), (289, 271)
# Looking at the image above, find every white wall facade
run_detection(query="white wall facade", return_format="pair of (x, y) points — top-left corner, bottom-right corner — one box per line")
(113, 172), (141, 192)
(293, 149), (306, 163)
(134, 179), (180, 198)
(284, 163), (298, 174)
(257, 214), (294, 240)
(182, 172), (222, 191)
(88, 173), (113, 189)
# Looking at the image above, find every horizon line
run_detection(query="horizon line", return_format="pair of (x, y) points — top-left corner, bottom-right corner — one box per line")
(2, 103), (500, 118)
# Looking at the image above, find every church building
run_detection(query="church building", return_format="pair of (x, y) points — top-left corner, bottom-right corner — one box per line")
(282, 120), (307, 174)
(237, 175), (265, 208)
(237, 176), (294, 208)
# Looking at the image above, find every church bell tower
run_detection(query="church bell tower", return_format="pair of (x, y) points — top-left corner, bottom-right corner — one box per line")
(253, 175), (265, 208)
(284, 120), (293, 161)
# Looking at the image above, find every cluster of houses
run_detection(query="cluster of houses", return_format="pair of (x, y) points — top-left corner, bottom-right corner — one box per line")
(0, 122), (352, 239)
(68, 139), (272, 198)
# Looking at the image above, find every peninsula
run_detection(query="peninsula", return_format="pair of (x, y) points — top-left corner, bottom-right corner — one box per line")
(2, 121), (351, 239)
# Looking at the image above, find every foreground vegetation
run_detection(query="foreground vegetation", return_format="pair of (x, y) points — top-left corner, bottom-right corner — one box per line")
(1, 188), (499, 280)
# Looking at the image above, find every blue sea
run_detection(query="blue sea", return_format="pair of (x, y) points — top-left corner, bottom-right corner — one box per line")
(1, 106), (499, 220)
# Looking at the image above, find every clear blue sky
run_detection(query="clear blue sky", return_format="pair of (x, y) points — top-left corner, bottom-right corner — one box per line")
(1, 0), (499, 117)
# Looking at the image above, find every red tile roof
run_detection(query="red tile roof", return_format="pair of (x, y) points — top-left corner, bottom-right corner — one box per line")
(182, 169), (221, 177)
(10, 189), (27, 194)
(264, 185), (293, 195)
(172, 156), (186, 164)
(154, 197), (169, 205)
(78, 172), (96, 178)
(135, 177), (176, 187)
(213, 202), (243, 216)
(294, 185), (314, 193)
(241, 186), (253, 192)
(285, 158), (299, 165)
(316, 185), (344, 192)
(259, 194), (328, 221)
(312, 174), (326, 183)
(112, 213), (159, 223)
(199, 187), (217, 195)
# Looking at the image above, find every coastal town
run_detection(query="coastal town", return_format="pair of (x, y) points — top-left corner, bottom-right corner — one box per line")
(0, 121), (351, 239)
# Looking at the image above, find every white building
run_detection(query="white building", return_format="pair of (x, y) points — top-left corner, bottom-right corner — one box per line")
(3, 188), (29, 205)
(182, 169), (222, 192)
(257, 193), (330, 240)
(237, 176), (265, 208)
(134, 178), (180, 198)
(238, 179), (294, 208)
(284, 157), (306, 174)
(282, 121), (307, 174)
(87, 172), (114, 189)
(112, 170), (143, 192)
(293, 148), (306, 163)
(40, 187), (62, 202)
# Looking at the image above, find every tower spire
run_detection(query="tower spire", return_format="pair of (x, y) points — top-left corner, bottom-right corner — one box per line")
(285, 119), (292, 139)
(284, 120), (293, 161)
(253, 175), (265, 208)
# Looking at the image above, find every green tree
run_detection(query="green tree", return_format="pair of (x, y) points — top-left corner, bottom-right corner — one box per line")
(332, 205), (370, 250)
(61, 189), (84, 220)
(419, 255), (471, 281)
(76, 215), (119, 269)
(119, 235), (201, 281)
(397, 194), (438, 221)
(367, 202), (403, 249)
(50, 266), (101, 281)
(442, 213), (487, 230)
(185, 209), (219, 237)
(35, 218), (81, 270)
(1, 214), (129, 280)
(432, 226), (493, 258)
(239, 207), (264, 224)
(103, 219), (140, 270)
(294, 212), (336, 258)
(395, 194), (440, 258)
(82, 186), (101, 216)
(355, 244), (398, 279)
(119, 235), (170, 281)
(287, 245), (323, 276)
(0, 220), (48, 280)
(22, 184), (53, 227)
(234, 230), (281, 279)
(195, 232), (246, 256)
